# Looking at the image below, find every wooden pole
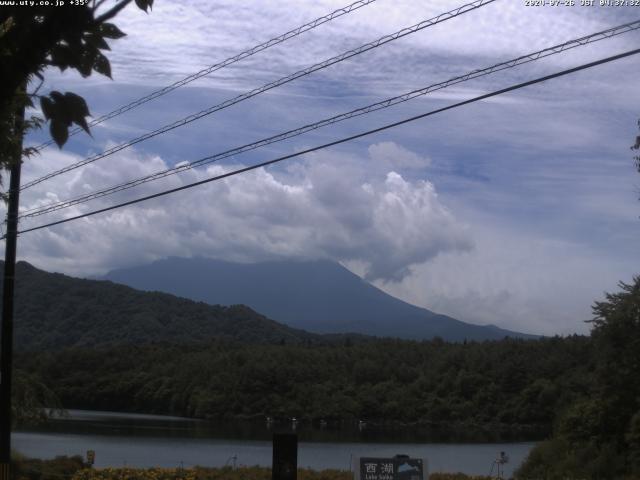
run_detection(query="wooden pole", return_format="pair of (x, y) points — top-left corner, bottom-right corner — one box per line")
(0, 104), (24, 480)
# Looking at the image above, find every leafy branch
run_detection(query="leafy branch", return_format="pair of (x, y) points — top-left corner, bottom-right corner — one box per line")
(0, 0), (154, 159)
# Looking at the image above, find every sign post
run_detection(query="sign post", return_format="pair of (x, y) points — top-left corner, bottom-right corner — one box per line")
(272, 433), (297, 480)
(355, 456), (427, 480)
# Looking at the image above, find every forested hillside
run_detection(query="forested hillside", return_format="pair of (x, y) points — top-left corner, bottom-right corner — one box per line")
(17, 335), (592, 436)
(2, 261), (323, 350)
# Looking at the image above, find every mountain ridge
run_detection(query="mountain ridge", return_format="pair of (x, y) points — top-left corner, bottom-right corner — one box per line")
(102, 257), (537, 341)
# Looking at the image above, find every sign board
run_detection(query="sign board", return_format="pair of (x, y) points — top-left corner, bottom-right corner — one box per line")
(356, 457), (426, 480)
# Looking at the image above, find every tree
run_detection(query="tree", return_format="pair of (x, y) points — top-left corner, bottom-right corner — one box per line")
(0, 3), (155, 474)
(591, 278), (640, 451)
(0, 0), (154, 180)
(516, 278), (640, 479)
(11, 369), (63, 426)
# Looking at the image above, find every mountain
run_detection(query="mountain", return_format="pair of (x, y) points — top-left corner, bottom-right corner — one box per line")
(2, 261), (322, 351)
(103, 257), (537, 341)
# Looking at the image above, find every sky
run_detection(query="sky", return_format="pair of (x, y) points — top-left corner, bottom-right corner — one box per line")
(5, 0), (640, 336)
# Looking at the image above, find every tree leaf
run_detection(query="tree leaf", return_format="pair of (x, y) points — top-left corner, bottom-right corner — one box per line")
(77, 51), (94, 77)
(86, 34), (110, 51)
(62, 92), (91, 135)
(99, 23), (126, 39)
(45, 91), (72, 126)
(43, 92), (69, 126)
(92, 51), (111, 78)
(50, 120), (69, 148)
(50, 45), (75, 70)
(63, 92), (90, 119)
(75, 116), (91, 136)
(135, 0), (153, 12)
(49, 91), (65, 103)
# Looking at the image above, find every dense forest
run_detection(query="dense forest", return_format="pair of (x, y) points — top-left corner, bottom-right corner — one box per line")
(17, 335), (592, 436)
(6, 262), (640, 478)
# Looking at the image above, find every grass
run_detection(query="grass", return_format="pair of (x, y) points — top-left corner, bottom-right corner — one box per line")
(9, 456), (494, 480)
(72, 466), (493, 480)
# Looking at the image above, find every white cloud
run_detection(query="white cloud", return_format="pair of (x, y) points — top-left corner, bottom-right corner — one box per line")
(368, 141), (430, 169)
(41, 0), (640, 102)
(30, 0), (640, 180)
(376, 224), (637, 336)
(13, 142), (471, 281)
(9, 137), (639, 336)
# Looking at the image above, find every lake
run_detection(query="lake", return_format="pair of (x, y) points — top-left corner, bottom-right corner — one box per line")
(13, 410), (537, 478)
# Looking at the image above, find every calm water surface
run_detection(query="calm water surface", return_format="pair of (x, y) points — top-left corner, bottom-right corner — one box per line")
(14, 410), (536, 478)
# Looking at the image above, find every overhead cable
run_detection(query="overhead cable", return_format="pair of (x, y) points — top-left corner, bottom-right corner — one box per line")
(22, 0), (497, 190)
(14, 47), (640, 237)
(19, 19), (640, 219)
(31, 0), (379, 151)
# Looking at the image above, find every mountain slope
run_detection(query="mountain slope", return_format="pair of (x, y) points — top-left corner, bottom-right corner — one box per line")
(2, 261), (320, 351)
(103, 257), (537, 341)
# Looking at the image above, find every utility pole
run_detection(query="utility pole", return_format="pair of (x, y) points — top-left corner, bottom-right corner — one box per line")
(0, 105), (24, 480)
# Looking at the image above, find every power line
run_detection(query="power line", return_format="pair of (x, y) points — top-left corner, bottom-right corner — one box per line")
(19, 19), (640, 219)
(31, 0), (379, 151)
(14, 47), (640, 237)
(21, 0), (497, 190)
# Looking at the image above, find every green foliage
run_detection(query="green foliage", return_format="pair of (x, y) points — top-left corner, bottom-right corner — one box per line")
(11, 368), (63, 426)
(429, 475), (492, 480)
(5, 460), (494, 480)
(516, 437), (586, 479)
(555, 398), (606, 444)
(18, 335), (593, 433)
(516, 276), (640, 479)
(4, 261), (322, 350)
(11, 453), (88, 480)
(626, 411), (640, 474)
(516, 435), (628, 480)
(591, 278), (640, 428)
(0, 0), (153, 175)
(68, 466), (488, 480)
(72, 466), (195, 480)
(40, 91), (91, 147)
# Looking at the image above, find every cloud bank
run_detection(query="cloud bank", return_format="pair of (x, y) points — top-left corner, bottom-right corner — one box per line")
(15, 142), (471, 281)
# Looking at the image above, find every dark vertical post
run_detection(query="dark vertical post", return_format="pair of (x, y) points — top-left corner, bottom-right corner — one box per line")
(272, 433), (297, 480)
(0, 106), (24, 480)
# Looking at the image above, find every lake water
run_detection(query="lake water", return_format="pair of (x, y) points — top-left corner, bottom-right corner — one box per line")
(13, 410), (537, 478)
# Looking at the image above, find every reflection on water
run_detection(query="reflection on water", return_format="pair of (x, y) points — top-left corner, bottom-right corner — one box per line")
(13, 410), (536, 478)
(23, 409), (544, 443)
